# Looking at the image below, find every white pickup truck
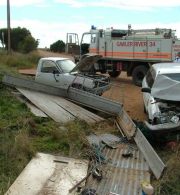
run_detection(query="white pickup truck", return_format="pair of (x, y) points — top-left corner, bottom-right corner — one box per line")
(35, 54), (110, 95)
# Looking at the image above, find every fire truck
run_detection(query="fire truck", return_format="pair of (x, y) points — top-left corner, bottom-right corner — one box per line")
(66, 25), (180, 86)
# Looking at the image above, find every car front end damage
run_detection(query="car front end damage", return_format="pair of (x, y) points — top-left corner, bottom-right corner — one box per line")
(86, 73), (110, 87)
(144, 100), (180, 132)
(70, 72), (110, 95)
(69, 54), (111, 95)
(88, 74), (111, 95)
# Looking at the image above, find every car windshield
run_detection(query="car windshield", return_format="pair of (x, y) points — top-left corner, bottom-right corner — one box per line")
(151, 73), (180, 101)
(163, 73), (180, 82)
(56, 60), (76, 73)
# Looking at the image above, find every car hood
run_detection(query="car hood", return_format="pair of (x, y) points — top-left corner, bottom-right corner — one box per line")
(151, 74), (180, 101)
(71, 54), (102, 73)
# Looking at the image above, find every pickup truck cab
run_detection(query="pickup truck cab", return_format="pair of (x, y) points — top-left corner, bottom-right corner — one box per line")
(35, 55), (110, 95)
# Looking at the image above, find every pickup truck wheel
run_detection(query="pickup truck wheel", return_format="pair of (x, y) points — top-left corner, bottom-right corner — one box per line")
(108, 71), (121, 78)
(132, 66), (148, 86)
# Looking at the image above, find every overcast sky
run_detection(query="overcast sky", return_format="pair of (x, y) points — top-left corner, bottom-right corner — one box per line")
(0, 0), (180, 48)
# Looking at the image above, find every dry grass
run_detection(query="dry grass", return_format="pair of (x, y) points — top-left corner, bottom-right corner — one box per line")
(153, 143), (180, 195)
(0, 50), (40, 70)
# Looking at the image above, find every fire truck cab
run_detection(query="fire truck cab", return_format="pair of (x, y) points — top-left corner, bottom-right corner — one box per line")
(67, 25), (180, 86)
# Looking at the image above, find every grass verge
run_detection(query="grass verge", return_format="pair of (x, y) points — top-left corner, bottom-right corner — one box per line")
(0, 83), (94, 193)
(0, 50), (40, 70)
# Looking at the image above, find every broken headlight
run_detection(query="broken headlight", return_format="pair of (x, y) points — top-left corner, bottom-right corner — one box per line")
(153, 111), (179, 124)
(170, 115), (179, 124)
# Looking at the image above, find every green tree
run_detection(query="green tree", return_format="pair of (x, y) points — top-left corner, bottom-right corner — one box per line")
(50, 40), (65, 52)
(0, 27), (38, 53)
(18, 35), (38, 53)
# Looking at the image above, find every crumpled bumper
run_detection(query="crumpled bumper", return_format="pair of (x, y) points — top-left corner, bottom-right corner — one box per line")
(144, 120), (180, 132)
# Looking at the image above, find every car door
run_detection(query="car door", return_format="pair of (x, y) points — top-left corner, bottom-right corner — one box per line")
(36, 59), (68, 88)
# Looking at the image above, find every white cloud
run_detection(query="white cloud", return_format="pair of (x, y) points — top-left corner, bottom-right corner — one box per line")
(54, 0), (84, 8)
(0, 19), (180, 48)
(1, 0), (180, 9)
(0, 0), (46, 7)
(55, 0), (180, 10)
(0, 19), (90, 48)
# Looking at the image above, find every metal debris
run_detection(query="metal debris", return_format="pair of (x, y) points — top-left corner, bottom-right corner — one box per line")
(87, 134), (122, 148)
(85, 142), (150, 195)
(86, 134), (150, 195)
(5, 153), (89, 195)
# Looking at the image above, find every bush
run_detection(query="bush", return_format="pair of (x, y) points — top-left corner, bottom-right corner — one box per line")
(18, 35), (38, 53)
(50, 40), (65, 52)
(0, 27), (38, 53)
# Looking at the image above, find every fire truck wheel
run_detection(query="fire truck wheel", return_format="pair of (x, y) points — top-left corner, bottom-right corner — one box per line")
(108, 71), (121, 78)
(132, 65), (148, 86)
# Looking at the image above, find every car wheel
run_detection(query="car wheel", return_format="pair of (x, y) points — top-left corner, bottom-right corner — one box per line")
(132, 65), (148, 86)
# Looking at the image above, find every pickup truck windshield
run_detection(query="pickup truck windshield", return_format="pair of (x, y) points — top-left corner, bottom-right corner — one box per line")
(56, 60), (76, 73)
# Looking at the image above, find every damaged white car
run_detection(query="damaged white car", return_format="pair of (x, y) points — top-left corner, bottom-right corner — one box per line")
(142, 62), (180, 132)
(35, 54), (110, 95)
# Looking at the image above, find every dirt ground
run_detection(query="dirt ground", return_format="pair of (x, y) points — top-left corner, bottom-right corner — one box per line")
(103, 72), (147, 122)
(26, 49), (147, 122)
(37, 49), (74, 61)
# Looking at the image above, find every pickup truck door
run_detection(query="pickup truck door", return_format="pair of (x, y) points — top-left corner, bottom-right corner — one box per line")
(36, 60), (69, 89)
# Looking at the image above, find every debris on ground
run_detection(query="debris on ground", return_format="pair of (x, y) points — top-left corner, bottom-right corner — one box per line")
(3, 74), (122, 115)
(81, 188), (97, 195)
(5, 153), (89, 195)
(2, 73), (166, 193)
(85, 133), (151, 195)
(17, 88), (104, 124)
(122, 151), (133, 158)
(141, 181), (154, 195)
(117, 115), (166, 179)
